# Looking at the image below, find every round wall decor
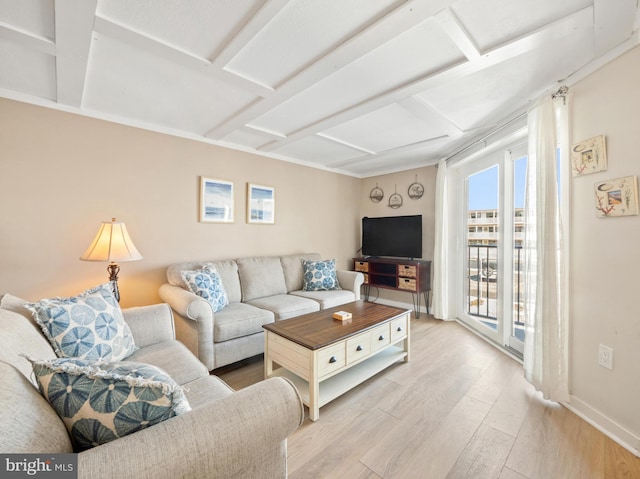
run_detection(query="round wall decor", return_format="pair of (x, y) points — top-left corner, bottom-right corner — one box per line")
(408, 175), (424, 199)
(388, 185), (403, 208)
(369, 184), (384, 203)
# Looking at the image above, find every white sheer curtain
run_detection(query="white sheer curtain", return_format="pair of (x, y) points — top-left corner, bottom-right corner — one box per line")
(432, 159), (456, 320)
(523, 95), (569, 402)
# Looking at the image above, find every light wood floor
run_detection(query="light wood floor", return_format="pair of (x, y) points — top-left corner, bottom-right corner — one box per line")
(217, 315), (640, 479)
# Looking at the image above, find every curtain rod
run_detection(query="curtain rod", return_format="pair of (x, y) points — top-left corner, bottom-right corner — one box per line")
(442, 85), (569, 164)
(442, 111), (527, 164)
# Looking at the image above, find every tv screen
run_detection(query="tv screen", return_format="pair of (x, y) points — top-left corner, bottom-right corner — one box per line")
(361, 215), (422, 259)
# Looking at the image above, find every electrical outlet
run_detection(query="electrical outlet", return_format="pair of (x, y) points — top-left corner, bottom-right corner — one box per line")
(598, 344), (613, 370)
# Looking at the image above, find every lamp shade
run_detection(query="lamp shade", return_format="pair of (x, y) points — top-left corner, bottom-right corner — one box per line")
(80, 218), (143, 262)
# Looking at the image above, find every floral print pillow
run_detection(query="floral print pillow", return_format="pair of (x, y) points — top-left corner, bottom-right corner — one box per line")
(181, 263), (229, 312)
(25, 283), (137, 361)
(28, 357), (191, 451)
(302, 259), (341, 291)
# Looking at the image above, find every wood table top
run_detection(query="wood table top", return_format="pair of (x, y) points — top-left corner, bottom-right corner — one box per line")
(263, 300), (410, 350)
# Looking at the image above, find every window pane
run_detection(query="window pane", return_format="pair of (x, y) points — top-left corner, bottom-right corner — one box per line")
(467, 166), (499, 327)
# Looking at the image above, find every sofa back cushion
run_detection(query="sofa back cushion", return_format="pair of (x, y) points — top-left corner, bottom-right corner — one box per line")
(0, 294), (57, 385)
(237, 257), (287, 302)
(167, 260), (242, 303)
(280, 253), (322, 292)
(0, 361), (73, 453)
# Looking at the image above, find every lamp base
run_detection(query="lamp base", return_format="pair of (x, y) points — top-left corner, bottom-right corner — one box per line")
(107, 263), (121, 302)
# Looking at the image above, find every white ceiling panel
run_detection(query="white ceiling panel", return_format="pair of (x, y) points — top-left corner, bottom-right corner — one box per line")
(272, 135), (366, 166)
(451, 0), (592, 52)
(96, 0), (261, 60)
(343, 140), (456, 177)
(321, 103), (450, 153)
(0, 38), (56, 99)
(250, 16), (464, 135)
(415, 28), (595, 130)
(223, 128), (279, 150)
(0, 0), (54, 40)
(83, 33), (257, 135)
(224, 0), (400, 88)
(0, 0), (638, 177)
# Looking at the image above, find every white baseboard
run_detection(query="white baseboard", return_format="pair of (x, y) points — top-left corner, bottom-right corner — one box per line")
(565, 396), (640, 457)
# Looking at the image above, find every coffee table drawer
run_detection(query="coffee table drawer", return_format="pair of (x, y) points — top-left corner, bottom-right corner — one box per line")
(390, 315), (408, 342)
(346, 332), (371, 364)
(318, 342), (346, 378)
(370, 323), (391, 352)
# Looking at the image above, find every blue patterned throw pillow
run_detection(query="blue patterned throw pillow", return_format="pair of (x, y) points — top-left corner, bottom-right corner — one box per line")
(302, 259), (341, 291)
(181, 263), (228, 312)
(28, 357), (191, 451)
(25, 283), (137, 361)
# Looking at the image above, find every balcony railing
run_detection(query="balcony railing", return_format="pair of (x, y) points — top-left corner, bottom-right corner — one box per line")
(467, 244), (524, 327)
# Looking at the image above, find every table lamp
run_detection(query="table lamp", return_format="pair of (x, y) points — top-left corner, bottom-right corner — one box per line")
(80, 218), (143, 302)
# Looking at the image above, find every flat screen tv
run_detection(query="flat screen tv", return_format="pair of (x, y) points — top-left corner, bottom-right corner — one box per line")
(361, 215), (422, 259)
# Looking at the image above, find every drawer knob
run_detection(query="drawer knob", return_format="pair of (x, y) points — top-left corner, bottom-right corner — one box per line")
(356, 345), (363, 351)
(378, 335), (385, 341)
(329, 356), (337, 364)
(397, 326), (402, 332)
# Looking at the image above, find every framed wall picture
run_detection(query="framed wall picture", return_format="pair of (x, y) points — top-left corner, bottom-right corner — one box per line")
(247, 183), (275, 224)
(200, 177), (234, 223)
(571, 135), (607, 176)
(594, 176), (638, 217)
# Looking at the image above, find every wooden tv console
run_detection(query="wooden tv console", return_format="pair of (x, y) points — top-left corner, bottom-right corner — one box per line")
(353, 257), (431, 318)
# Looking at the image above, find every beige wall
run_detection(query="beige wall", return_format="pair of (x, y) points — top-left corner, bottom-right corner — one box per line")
(360, 167), (437, 311)
(3, 44), (637, 452)
(568, 46), (640, 450)
(0, 98), (361, 308)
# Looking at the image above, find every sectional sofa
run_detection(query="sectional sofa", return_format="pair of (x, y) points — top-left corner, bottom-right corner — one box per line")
(0, 293), (303, 478)
(159, 253), (365, 370)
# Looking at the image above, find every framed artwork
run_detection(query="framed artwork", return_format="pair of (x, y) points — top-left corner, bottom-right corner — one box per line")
(571, 135), (607, 176)
(200, 177), (234, 223)
(594, 176), (638, 217)
(247, 183), (275, 224)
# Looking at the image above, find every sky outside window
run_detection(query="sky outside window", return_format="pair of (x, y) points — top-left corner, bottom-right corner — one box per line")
(468, 158), (527, 210)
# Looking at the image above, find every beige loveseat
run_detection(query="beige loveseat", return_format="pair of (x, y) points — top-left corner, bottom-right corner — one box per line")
(159, 253), (364, 370)
(0, 294), (304, 479)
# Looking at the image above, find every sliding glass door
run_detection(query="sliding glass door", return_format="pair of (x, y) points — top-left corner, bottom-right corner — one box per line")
(458, 143), (527, 356)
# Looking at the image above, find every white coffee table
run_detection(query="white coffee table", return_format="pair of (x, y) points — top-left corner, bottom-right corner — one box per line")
(263, 301), (410, 421)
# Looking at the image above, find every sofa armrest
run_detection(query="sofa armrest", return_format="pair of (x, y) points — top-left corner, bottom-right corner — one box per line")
(78, 377), (304, 479)
(337, 270), (365, 301)
(122, 303), (175, 348)
(158, 283), (215, 370)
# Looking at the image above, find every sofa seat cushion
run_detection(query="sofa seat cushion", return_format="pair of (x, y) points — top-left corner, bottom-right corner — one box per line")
(290, 289), (356, 310)
(246, 294), (319, 321)
(0, 361), (73, 454)
(214, 303), (274, 343)
(126, 341), (209, 386)
(182, 375), (234, 409)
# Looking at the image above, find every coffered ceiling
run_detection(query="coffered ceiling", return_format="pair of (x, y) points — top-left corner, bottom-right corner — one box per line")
(1, 0), (638, 177)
